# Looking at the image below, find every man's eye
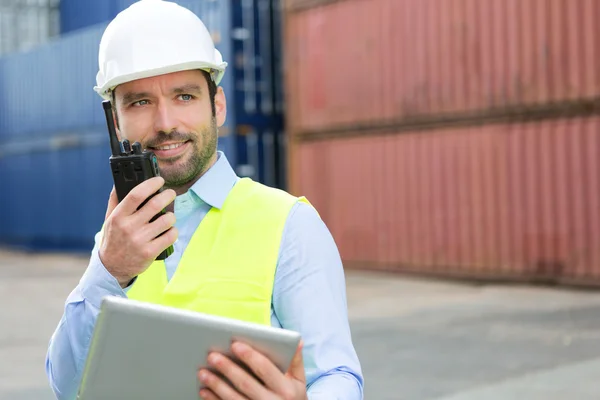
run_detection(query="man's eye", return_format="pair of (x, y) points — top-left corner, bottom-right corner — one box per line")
(132, 100), (149, 106)
(178, 94), (194, 101)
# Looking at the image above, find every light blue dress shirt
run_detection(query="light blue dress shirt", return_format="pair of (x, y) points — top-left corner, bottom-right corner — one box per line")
(45, 151), (364, 399)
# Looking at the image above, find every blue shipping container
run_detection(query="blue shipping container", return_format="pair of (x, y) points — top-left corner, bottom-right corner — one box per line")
(0, 139), (113, 251)
(0, 0), (285, 252)
(0, 25), (107, 141)
(60, 0), (116, 34)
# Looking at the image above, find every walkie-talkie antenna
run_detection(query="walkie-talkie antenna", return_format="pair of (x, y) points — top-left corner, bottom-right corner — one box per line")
(102, 100), (122, 156)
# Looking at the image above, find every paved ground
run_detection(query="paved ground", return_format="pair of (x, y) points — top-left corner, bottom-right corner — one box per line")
(2, 248), (600, 399)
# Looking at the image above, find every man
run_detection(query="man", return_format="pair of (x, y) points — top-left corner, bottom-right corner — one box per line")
(45, 1), (363, 399)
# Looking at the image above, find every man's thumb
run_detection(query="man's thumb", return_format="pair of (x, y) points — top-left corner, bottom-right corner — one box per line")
(105, 187), (118, 220)
(286, 340), (306, 382)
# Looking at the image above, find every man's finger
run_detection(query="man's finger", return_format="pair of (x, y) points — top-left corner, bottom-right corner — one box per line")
(134, 187), (177, 224)
(197, 367), (248, 400)
(198, 388), (219, 400)
(118, 176), (165, 216)
(231, 341), (287, 394)
(105, 186), (118, 220)
(286, 340), (306, 383)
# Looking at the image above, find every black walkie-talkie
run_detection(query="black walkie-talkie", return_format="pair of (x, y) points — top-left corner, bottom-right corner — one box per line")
(102, 100), (174, 260)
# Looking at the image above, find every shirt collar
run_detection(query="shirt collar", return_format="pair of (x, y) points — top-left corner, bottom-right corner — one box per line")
(187, 150), (238, 210)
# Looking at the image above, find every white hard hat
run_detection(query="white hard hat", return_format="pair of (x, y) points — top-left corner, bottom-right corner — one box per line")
(94, 0), (227, 100)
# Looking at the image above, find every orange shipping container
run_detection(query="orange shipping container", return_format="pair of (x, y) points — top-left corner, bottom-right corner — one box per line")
(284, 0), (600, 134)
(288, 116), (600, 286)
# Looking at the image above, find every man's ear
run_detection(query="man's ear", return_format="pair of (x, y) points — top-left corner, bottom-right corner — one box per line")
(215, 86), (227, 128)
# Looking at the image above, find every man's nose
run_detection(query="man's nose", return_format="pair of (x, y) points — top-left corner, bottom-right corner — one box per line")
(153, 101), (178, 134)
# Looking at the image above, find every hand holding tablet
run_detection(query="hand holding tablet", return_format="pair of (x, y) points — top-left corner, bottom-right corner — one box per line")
(77, 296), (302, 400)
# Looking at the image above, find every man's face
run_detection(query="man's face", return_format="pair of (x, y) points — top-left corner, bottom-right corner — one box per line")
(113, 69), (226, 188)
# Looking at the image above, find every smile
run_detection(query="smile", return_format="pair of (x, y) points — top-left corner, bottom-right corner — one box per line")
(153, 142), (186, 150)
(149, 140), (191, 159)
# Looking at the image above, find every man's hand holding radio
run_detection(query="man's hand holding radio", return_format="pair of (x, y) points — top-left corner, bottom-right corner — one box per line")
(99, 176), (178, 287)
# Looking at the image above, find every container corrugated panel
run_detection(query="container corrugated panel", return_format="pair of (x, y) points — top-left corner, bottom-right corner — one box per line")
(0, 25), (105, 141)
(284, 0), (600, 133)
(235, 128), (286, 187)
(0, 143), (113, 250)
(60, 0), (116, 34)
(289, 116), (600, 285)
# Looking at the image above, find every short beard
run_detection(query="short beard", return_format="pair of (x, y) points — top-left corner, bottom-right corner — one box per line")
(150, 117), (218, 189)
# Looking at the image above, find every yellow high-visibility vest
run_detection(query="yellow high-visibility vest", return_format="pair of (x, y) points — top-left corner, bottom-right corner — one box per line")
(126, 177), (310, 325)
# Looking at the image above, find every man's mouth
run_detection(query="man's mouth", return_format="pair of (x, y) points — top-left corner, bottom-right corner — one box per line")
(149, 140), (191, 158)
(150, 141), (188, 150)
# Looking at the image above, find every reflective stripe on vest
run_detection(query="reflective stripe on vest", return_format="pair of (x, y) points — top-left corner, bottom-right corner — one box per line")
(125, 177), (310, 325)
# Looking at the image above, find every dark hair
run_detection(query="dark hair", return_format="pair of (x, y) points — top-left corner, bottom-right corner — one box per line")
(201, 69), (218, 116)
(111, 69), (217, 128)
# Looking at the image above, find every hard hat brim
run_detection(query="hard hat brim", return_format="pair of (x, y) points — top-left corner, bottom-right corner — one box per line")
(94, 60), (227, 100)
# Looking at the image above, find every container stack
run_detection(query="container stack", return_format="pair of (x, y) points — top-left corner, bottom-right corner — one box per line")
(283, 0), (600, 286)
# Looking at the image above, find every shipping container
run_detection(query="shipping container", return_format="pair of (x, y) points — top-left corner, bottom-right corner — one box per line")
(0, 139), (113, 251)
(58, 0), (226, 35)
(288, 116), (600, 286)
(59, 0), (116, 34)
(0, 25), (109, 142)
(283, 0), (600, 134)
(0, 0), (286, 251)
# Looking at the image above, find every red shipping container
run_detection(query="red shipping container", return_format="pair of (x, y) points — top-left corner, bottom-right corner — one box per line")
(284, 0), (600, 133)
(288, 116), (600, 286)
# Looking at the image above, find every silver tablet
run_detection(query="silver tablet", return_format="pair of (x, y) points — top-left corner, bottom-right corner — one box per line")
(77, 295), (301, 400)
